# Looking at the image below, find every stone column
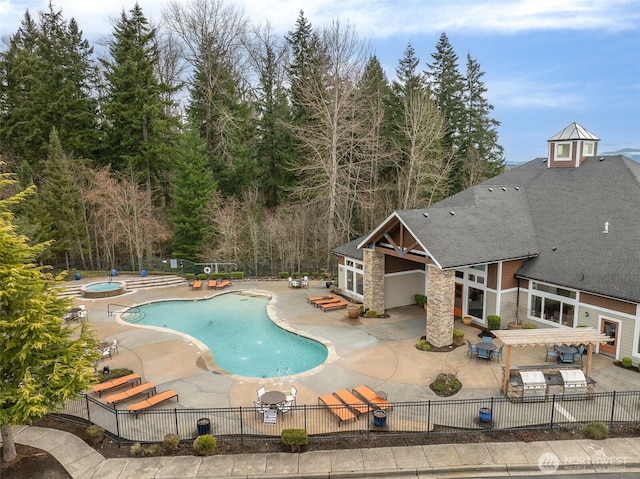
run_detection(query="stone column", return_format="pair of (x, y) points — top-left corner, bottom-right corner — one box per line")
(426, 265), (455, 347)
(363, 248), (385, 314)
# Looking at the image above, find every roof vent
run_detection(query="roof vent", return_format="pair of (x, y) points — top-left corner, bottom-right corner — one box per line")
(599, 157), (605, 161)
(423, 212), (429, 218)
(515, 186), (520, 191)
(488, 187), (493, 192)
(603, 221), (609, 234)
(449, 211), (455, 216)
(502, 187), (507, 191)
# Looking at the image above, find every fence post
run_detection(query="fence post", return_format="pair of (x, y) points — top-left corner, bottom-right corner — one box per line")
(115, 409), (122, 447)
(84, 394), (91, 424)
(550, 394), (556, 429)
(174, 409), (179, 436)
(489, 397), (494, 432)
(304, 405), (307, 431)
(427, 400), (431, 435)
(609, 391), (616, 428)
(366, 408), (371, 439)
(239, 406), (244, 444)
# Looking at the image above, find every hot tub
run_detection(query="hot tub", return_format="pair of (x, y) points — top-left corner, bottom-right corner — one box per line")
(81, 281), (127, 298)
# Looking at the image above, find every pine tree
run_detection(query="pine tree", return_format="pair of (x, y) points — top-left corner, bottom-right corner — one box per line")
(0, 170), (99, 463)
(0, 5), (98, 179)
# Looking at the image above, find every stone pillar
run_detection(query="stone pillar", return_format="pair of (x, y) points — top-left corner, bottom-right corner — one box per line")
(426, 265), (455, 347)
(363, 248), (385, 314)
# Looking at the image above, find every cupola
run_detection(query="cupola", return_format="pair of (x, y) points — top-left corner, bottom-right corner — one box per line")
(547, 122), (599, 168)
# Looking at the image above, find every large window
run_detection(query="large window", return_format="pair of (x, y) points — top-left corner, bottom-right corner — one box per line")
(343, 259), (363, 297)
(457, 265), (486, 319)
(556, 143), (571, 159)
(529, 282), (577, 327)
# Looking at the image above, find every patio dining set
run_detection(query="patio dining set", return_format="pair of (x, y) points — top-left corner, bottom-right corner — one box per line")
(254, 386), (297, 423)
(545, 344), (585, 364)
(467, 337), (504, 362)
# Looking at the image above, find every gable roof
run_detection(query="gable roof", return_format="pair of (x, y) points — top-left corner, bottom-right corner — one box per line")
(355, 154), (640, 304)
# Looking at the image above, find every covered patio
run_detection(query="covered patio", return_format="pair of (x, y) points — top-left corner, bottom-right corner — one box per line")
(493, 327), (612, 396)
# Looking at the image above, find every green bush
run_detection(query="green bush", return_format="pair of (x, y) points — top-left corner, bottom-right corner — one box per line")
(231, 271), (244, 280)
(415, 339), (432, 351)
(130, 442), (143, 456)
(583, 422), (609, 440)
(523, 323), (537, 329)
(452, 329), (465, 346)
(278, 272), (290, 279)
(163, 433), (180, 452)
(365, 310), (378, 318)
(197, 273), (207, 280)
(146, 444), (163, 456)
(622, 357), (633, 368)
(86, 425), (104, 445)
(184, 273), (195, 281)
(487, 315), (501, 331)
(415, 294), (427, 307)
(301, 272), (309, 278)
(281, 429), (308, 452)
(193, 434), (217, 456)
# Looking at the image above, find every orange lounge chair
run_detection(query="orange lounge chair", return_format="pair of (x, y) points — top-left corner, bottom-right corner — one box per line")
(313, 297), (342, 307)
(333, 388), (371, 416)
(207, 279), (217, 289)
(318, 393), (356, 426)
(127, 389), (179, 416)
(215, 280), (231, 289)
(92, 373), (141, 397)
(105, 382), (156, 406)
(353, 385), (392, 410)
(308, 294), (334, 304)
(192, 280), (203, 290)
(320, 301), (349, 312)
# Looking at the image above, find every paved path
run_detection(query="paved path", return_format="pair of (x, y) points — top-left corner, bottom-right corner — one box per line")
(6, 276), (640, 477)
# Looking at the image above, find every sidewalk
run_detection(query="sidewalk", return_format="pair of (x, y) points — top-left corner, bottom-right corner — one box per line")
(12, 425), (640, 478)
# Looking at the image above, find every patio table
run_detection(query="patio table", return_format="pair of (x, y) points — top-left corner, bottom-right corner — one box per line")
(476, 342), (496, 361)
(260, 391), (286, 408)
(554, 345), (577, 363)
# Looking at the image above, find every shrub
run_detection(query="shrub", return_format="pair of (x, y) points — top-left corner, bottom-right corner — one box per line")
(452, 329), (465, 346)
(301, 272), (309, 278)
(415, 294), (427, 307)
(193, 434), (217, 456)
(146, 444), (163, 456)
(487, 315), (501, 331)
(365, 310), (378, 318)
(583, 422), (609, 440)
(86, 425), (104, 445)
(415, 339), (432, 351)
(197, 273), (207, 280)
(130, 442), (143, 456)
(281, 429), (308, 452)
(278, 272), (290, 279)
(622, 357), (633, 368)
(163, 433), (180, 452)
(523, 323), (537, 329)
(429, 373), (461, 395)
(184, 273), (195, 281)
(231, 271), (245, 280)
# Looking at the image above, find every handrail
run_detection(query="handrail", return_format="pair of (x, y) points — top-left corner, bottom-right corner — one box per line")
(107, 303), (139, 317)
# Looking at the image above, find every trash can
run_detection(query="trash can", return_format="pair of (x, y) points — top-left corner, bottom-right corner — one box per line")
(74, 273), (82, 280)
(110, 269), (117, 277)
(140, 270), (147, 277)
(479, 407), (492, 423)
(102, 366), (110, 375)
(373, 410), (387, 427)
(197, 418), (211, 435)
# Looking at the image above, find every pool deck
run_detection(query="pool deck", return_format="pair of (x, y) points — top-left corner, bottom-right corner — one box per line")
(73, 276), (636, 409)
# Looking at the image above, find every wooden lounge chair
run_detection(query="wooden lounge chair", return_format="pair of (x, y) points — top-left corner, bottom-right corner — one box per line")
(105, 382), (156, 406)
(92, 373), (141, 397)
(215, 280), (231, 289)
(352, 385), (392, 410)
(333, 388), (371, 416)
(192, 280), (203, 290)
(313, 297), (342, 307)
(127, 389), (179, 416)
(320, 301), (349, 312)
(207, 279), (217, 289)
(318, 393), (356, 426)
(307, 294), (333, 304)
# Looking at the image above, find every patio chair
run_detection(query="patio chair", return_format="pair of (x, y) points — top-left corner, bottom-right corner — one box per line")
(192, 280), (202, 290)
(301, 276), (309, 288)
(105, 382), (156, 406)
(278, 400), (294, 414)
(256, 386), (266, 402)
(207, 279), (217, 289)
(482, 336), (493, 343)
(318, 393), (357, 426)
(127, 389), (179, 417)
(253, 400), (267, 416)
(215, 280), (231, 289)
(320, 301), (349, 312)
(467, 339), (478, 358)
(545, 346), (559, 362)
(574, 344), (585, 363)
(333, 388), (370, 416)
(352, 385), (392, 410)
(477, 347), (490, 362)
(92, 373), (142, 397)
(284, 385), (297, 405)
(491, 345), (504, 362)
(110, 338), (119, 355)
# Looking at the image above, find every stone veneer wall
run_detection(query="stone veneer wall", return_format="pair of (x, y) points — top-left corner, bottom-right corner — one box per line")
(426, 265), (454, 347)
(363, 248), (385, 314)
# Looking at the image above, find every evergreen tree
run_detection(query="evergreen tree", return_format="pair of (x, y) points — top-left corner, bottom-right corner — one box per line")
(99, 4), (176, 197)
(169, 126), (216, 261)
(0, 170), (99, 463)
(0, 4), (98, 179)
(426, 33), (466, 194)
(462, 54), (505, 184)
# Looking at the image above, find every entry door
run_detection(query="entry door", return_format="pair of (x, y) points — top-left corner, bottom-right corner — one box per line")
(600, 318), (618, 357)
(454, 283), (463, 319)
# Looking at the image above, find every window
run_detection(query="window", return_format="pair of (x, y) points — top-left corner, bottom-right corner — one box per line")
(455, 265), (487, 319)
(342, 258), (364, 297)
(584, 142), (594, 155)
(556, 143), (570, 159)
(529, 282), (577, 327)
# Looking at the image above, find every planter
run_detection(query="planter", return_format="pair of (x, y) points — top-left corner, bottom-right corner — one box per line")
(508, 321), (523, 330)
(462, 316), (473, 326)
(347, 306), (360, 320)
(479, 407), (492, 423)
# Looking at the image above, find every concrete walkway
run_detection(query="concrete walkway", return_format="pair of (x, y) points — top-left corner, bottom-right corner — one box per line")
(7, 276), (640, 477)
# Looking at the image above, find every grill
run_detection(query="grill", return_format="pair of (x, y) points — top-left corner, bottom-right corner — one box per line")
(520, 371), (546, 401)
(560, 369), (587, 398)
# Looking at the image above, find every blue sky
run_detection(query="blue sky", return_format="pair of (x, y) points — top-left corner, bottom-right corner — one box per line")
(1, 0), (639, 164)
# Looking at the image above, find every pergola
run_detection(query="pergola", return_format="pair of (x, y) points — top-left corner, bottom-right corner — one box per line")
(492, 327), (612, 395)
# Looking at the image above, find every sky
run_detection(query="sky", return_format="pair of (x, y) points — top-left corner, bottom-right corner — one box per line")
(1, 0), (639, 164)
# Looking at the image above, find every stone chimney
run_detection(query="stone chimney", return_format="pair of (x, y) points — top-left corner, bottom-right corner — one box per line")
(547, 122), (599, 168)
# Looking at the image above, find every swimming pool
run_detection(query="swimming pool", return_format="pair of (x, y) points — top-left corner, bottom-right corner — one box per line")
(123, 292), (328, 378)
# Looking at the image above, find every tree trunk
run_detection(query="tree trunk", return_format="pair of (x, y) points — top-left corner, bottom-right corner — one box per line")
(1, 424), (17, 463)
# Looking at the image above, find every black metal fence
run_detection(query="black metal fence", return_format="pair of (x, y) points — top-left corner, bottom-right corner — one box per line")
(52, 390), (640, 446)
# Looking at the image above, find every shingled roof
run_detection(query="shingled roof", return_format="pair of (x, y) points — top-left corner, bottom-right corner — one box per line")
(356, 154), (640, 304)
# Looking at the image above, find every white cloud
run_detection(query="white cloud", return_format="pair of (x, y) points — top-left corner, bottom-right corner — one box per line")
(488, 76), (585, 109)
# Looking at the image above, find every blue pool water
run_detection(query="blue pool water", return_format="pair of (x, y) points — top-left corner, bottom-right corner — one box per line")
(123, 293), (328, 378)
(85, 281), (123, 292)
